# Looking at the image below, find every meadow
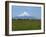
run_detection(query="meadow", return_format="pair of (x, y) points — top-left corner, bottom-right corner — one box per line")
(12, 19), (41, 31)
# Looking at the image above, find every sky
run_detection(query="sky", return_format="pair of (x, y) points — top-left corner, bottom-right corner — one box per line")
(12, 5), (41, 19)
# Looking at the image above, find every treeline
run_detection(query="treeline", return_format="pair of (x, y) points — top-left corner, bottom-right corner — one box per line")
(12, 19), (30, 20)
(12, 19), (41, 21)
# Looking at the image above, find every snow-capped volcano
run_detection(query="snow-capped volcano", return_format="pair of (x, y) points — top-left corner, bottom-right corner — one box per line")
(13, 12), (40, 19)
(14, 12), (34, 19)
(17, 12), (31, 16)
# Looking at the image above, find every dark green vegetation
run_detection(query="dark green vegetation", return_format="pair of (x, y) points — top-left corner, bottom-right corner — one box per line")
(12, 19), (41, 31)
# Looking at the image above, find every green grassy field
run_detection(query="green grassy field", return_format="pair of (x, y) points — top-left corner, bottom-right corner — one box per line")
(12, 19), (41, 31)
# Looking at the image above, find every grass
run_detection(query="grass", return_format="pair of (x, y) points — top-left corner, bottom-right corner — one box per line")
(12, 19), (41, 31)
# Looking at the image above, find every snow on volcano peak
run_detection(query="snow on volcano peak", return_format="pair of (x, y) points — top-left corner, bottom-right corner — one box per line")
(13, 12), (36, 19)
(17, 12), (31, 16)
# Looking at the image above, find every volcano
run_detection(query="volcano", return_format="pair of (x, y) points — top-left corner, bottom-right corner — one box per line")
(13, 12), (36, 19)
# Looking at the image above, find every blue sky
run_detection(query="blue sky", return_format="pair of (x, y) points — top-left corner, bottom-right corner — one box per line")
(12, 5), (41, 19)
